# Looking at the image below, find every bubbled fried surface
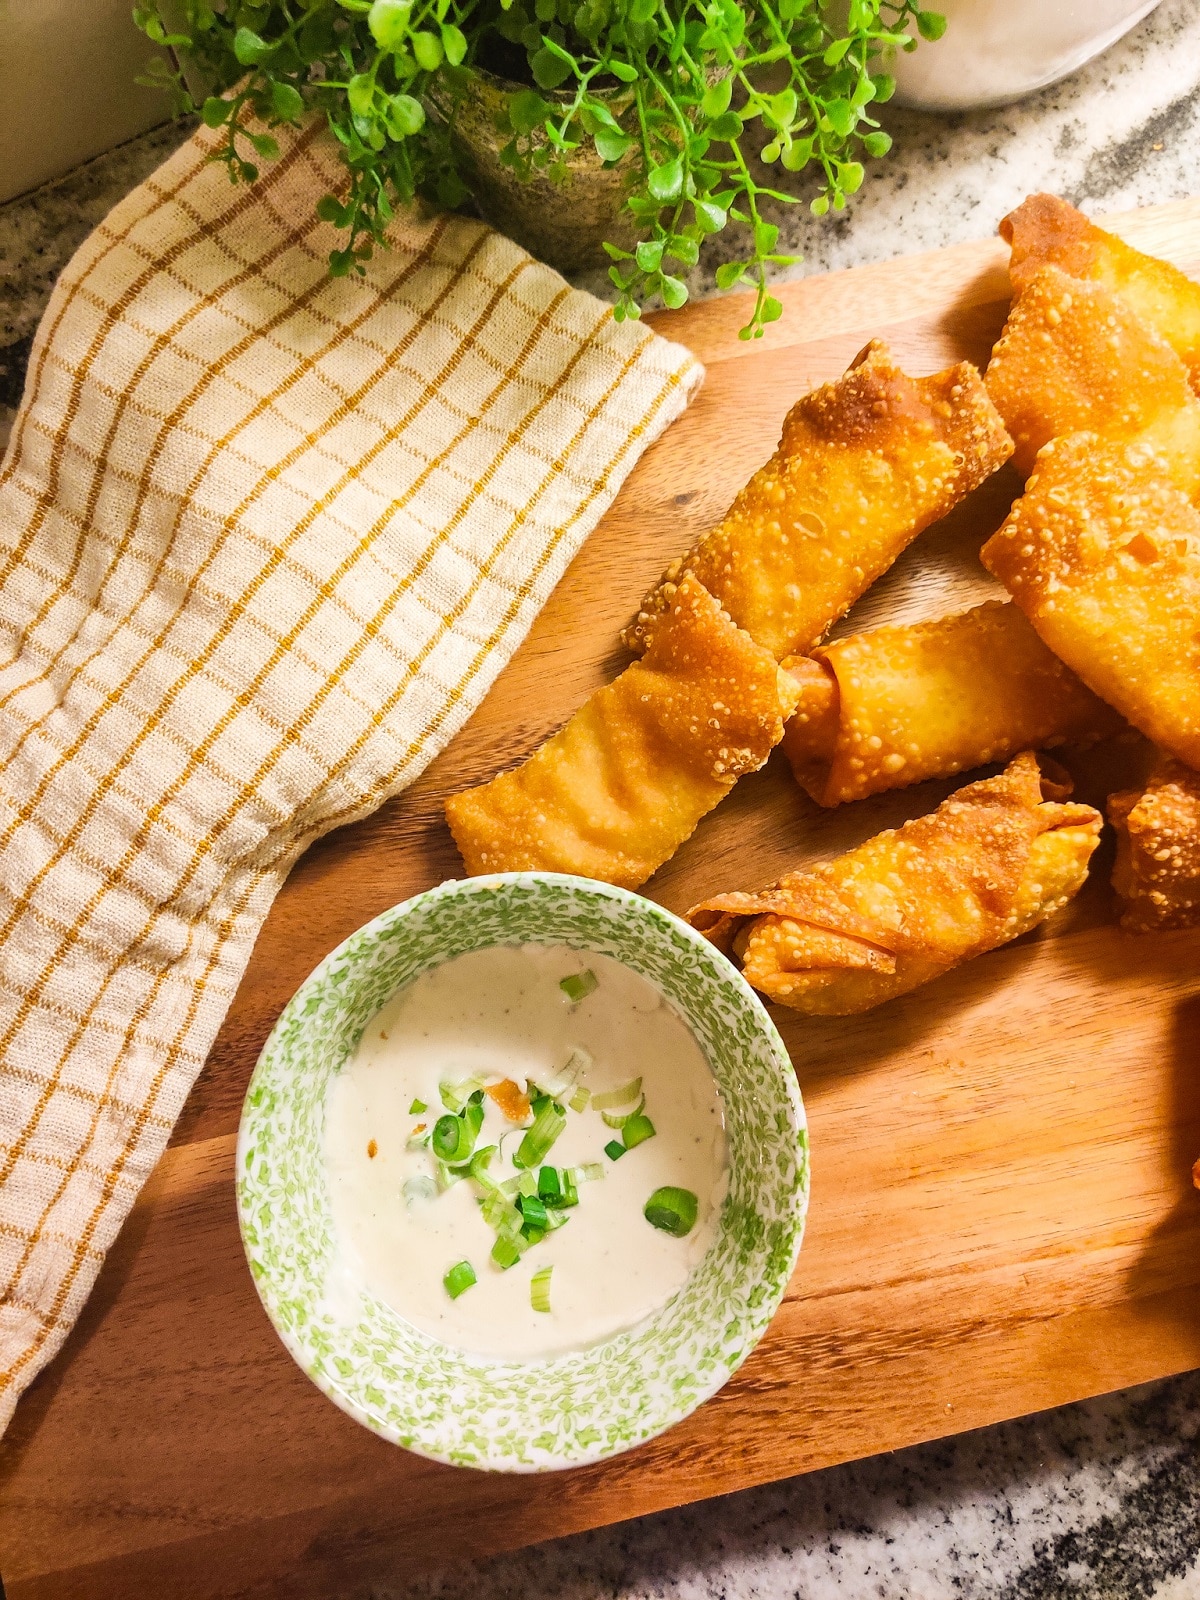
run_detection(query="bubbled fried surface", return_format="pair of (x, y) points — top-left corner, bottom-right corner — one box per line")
(981, 434), (1200, 769)
(624, 340), (1013, 661)
(686, 752), (1101, 1015)
(1002, 193), (1200, 390)
(444, 575), (798, 890)
(782, 598), (1122, 806)
(1109, 757), (1200, 932)
(985, 266), (1200, 482)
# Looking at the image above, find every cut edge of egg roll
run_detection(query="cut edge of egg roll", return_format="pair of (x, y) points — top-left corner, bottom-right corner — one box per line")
(984, 264), (1200, 484)
(687, 751), (1101, 1015)
(781, 598), (1124, 806)
(624, 339), (1013, 661)
(445, 573), (800, 891)
(981, 432), (1200, 771)
(1001, 193), (1200, 389)
(1109, 755), (1200, 932)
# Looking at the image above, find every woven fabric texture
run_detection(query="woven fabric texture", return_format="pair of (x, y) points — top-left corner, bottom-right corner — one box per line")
(0, 115), (702, 1429)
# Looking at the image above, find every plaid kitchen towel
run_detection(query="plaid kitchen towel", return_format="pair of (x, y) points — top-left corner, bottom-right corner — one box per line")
(0, 114), (702, 1429)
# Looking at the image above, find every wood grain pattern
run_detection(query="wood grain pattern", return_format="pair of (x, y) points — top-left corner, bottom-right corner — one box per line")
(3, 197), (1200, 1600)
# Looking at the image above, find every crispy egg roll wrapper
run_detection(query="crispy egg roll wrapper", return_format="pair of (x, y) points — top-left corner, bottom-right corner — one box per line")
(1109, 757), (1200, 932)
(1002, 193), (1200, 388)
(982, 433), (1200, 769)
(687, 752), (1100, 1015)
(445, 575), (800, 890)
(984, 266), (1200, 482)
(625, 340), (1013, 661)
(782, 599), (1122, 806)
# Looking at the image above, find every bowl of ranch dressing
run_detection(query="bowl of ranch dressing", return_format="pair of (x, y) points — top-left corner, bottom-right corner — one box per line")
(237, 872), (809, 1471)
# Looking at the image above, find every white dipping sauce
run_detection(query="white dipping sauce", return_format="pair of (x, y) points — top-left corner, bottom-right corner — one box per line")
(323, 944), (728, 1359)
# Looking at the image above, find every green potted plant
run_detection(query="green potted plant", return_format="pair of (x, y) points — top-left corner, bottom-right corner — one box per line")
(136, 0), (945, 336)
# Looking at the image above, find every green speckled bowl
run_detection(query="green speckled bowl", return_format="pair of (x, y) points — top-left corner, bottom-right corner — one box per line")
(236, 872), (809, 1472)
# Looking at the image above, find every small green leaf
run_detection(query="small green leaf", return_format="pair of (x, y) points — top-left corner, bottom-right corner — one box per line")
(871, 72), (897, 103)
(509, 88), (551, 134)
(316, 193), (348, 225)
(233, 26), (270, 65)
(248, 131), (280, 159)
(861, 130), (892, 158)
(823, 97), (855, 137)
(607, 59), (638, 82)
(811, 193), (830, 217)
(693, 198), (727, 234)
(271, 80), (304, 121)
(715, 260), (746, 290)
(594, 126), (632, 162)
(917, 9), (948, 40)
(635, 238), (663, 271)
(531, 44), (573, 88)
(386, 92), (425, 136)
(602, 240), (633, 260)
(647, 156), (683, 202)
(838, 159), (865, 193)
(368, 0), (412, 49)
(660, 274), (688, 310)
(823, 36), (851, 64)
(347, 73), (375, 116)
(701, 75), (732, 118)
(753, 220), (778, 256)
(411, 30), (443, 69)
(761, 293), (783, 323)
(761, 141), (780, 164)
(666, 233), (699, 267)
(706, 111), (743, 142)
(201, 95), (231, 128)
(440, 22), (467, 63)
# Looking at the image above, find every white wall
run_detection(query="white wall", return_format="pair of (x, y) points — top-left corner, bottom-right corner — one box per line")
(0, 0), (172, 203)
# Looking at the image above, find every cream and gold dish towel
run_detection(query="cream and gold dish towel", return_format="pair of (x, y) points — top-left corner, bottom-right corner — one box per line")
(0, 116), (702, 1429)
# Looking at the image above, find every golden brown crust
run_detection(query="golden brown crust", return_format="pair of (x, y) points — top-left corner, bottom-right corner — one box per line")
(782, 599), (1122, 806)
(686, 752), (1101, 1014)
(444, 575), (798, 890)
(1001, 193), (1200, 389)
(1109, 756), (1200, 932)
(624, 340), (1013, 661)
(981, 434), (1200, 770)
(984, 266), (1200, 483)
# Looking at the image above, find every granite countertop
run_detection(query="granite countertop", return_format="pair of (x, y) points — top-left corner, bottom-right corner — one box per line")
(2, 0), (1199, 1593)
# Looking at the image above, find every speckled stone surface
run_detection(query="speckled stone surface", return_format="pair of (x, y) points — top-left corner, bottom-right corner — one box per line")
(2, 1), (1199, 1593)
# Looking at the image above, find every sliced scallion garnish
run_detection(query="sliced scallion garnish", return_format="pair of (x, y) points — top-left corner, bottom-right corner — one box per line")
(621, 1113), (656, 1150)
(591, 1078), (642, 1113)
(439, 1076), (484, 1113)
(570, 1162), (604, 1184)
(601, 1096), (647, 1131)
(443, 1260), (476, 1299)
(490, 1233), (524, 1270)
(559, 970), (598, 1004)
(513, 1097), (567, 1169)
(432, 1112), (476, 1164)
(604, 1139), (626, 1161)
(403, 1175), (437, 1205)
(435, 1160), (463, 1192)
(569, 1085), (591, 1113)
(408, 1097), (427, 1115)
(468, 1144), (499, 1186)
(530, 1265), (553, 1313)
(644, 1186), (699, 1237)
(517, 1193), (549, 1234)
(537, 1166), (562, 1205)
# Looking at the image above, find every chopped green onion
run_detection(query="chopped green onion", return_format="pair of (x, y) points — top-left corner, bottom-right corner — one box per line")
(480, 1188), (521, 1232)
(402, 1175), (437, 1205)
(591, 1078), (642, 1112)
(604, 1139), (626, 1161)
(468, 1144), (499, 1186)
(530, 1265), (553, 1313)
(408, 1098), (427, 1115)
(444, 1260), (476, 1299)
(517, 1169), (537, 1197)
(432, 1112), (477, 1164)
(644, 1186), (699, 1237)
(491, 1234), (524, 1269)
(439, 1076), (484, 1113)
(543, 1207), (569, 1231)
(570, 1162), (604, 1184)
(569, 1086), (591, 1113)
(435, 1160), (463, 1192)
(602, 1096), (646, 1130)
(513, 1097), (567, 1169)
(539, 1045), (594, 1100)
(518, 1193), (549, 1234)
(621, 1113), (656, 1150)
(523, 1225), (546, 1247)
(405, 1130), (430, 1152)
(537, 1166), (562, 1205)
(559, 969), (598, 1004)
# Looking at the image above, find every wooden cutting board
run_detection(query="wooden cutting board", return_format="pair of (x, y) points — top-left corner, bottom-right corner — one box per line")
(4, 198), (1200, 1600)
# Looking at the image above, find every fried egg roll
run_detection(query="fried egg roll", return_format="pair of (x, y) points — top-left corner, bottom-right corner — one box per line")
(1002, 193), (1200, 387)
(782, 599), (1122, 806)
(1109, 757), (1200, 932)
(625, 340), (1013, 661)
(984, 266), (1200, 482)
(981, 434), (1200, 769)
(445, 575), (800, 890)
(687, 753), (1101, 1014)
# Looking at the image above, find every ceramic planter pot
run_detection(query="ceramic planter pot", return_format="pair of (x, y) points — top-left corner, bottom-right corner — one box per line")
(430, 67), (639, 272)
